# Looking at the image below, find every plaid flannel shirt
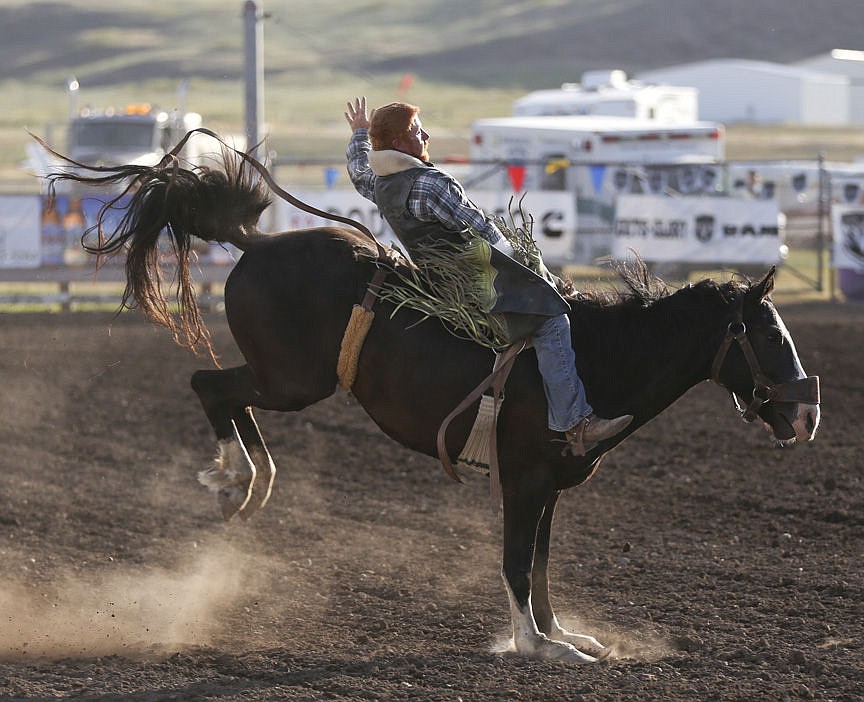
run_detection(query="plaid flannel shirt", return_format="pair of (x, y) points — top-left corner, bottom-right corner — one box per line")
(346, 129), (504, 245)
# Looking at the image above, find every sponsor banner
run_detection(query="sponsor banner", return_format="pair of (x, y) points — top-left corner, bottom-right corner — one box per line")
(36, 193), (238, 268)
(273, 190), (398, 247)
(612, 194), (784, 264)
(472, 190), (577, 263)
(832, 204), (864, 271)
(273, 189), (577, 263)
(0, 195), (41, 268)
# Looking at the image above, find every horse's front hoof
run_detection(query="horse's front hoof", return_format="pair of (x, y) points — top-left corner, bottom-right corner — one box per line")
(552, 630), (607, 658)
(511, 633), (598, 664)
(538, 640), (597, 664)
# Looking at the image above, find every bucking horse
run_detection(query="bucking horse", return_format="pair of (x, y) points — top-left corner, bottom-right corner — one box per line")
(43, 130), (821, 663)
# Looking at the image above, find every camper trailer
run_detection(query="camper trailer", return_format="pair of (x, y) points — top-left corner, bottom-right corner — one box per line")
(512, 70), (699, 124)
(467, 114), (784, 270)
(469, 114), (725, 197)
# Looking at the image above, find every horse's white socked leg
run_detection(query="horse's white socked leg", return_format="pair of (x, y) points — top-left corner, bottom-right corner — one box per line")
(197, 422), (256, 520)
(503, 576), (596, 663)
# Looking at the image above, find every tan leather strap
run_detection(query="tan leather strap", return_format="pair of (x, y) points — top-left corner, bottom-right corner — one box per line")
(485, 346), (523, 514)
(435, 340), (526, 486)
(563, 419), (589, 457)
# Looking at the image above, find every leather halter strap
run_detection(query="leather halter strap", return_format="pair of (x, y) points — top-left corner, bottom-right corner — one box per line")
(711, 303), (820, 422)
(436, 340), (526, 484)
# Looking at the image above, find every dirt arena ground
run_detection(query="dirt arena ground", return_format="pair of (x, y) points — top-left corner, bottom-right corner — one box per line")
(0, 299), (861, 701)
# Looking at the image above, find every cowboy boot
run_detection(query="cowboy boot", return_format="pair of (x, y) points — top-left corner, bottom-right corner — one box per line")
(564, 413), (633, 456)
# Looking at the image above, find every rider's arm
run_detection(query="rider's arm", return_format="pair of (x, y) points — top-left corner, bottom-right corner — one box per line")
(346, 128), (376, 203)
(411, 171), (513, 256)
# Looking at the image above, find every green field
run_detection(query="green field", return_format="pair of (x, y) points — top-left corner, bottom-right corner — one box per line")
(3, 0), (864, 189)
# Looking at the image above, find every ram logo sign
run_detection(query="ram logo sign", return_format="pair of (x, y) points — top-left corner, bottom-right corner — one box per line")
(612, 194), (784, 265)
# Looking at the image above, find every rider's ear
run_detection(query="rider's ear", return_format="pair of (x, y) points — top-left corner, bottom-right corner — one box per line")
(746, 266), (776, 306)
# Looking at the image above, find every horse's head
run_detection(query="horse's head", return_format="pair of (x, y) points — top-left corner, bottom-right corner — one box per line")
(712, 268), (821, 446)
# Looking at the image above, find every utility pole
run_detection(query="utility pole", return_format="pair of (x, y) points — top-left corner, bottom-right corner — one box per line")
(244, 0), (264, 159)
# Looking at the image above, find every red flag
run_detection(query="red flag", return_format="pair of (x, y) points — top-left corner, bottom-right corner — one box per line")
(397, 73), (415, 95)
(507, 164), (526, 192)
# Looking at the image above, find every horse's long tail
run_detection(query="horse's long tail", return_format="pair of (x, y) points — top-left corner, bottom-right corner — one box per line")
(38, 134), (273, 361)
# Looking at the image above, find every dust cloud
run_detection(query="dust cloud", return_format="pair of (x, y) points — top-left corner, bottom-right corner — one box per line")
(0, 539), (264, 660)
(560, 616), (676, 662)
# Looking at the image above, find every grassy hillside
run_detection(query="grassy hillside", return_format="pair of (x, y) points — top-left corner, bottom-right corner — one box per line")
(2, 0), (863, 187)
(5, 0), (863, 89)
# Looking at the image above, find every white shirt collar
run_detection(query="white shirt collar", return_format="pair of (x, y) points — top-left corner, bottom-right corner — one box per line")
(369, 149), (426, 177)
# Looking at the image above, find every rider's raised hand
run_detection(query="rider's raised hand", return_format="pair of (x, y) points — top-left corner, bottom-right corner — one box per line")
(345, 96), (371, 131)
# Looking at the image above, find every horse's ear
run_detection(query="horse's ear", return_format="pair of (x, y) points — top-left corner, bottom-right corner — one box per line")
(746, 266), (776, 306)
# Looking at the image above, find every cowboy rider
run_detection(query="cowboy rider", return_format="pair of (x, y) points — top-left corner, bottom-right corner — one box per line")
(344, 96), (632, 455)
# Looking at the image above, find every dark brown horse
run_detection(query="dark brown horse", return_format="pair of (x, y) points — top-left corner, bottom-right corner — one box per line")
(46, 138), (820, 663)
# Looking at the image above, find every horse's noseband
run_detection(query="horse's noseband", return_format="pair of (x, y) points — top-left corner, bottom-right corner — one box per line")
(711, 308), (820, 422)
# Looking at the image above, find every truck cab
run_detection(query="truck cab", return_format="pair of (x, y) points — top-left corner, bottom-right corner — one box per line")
(67, 104), (203, 168)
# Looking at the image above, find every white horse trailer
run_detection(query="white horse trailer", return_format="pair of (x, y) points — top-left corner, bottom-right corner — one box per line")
(512, 69), (699, 124)
(467, 115), (784, 272)
(469, 115), (725, 198)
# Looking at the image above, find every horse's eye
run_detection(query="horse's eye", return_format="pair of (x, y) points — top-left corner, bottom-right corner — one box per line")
(766, 330), (784, 344)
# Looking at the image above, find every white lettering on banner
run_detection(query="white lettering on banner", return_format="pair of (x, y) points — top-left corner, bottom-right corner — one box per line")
(0, 195), (41, 268)
(274, 190), (578, 264)
(831, 204), (864, 271)
(469, 191), (576, 262)
(616, 218), (687, 240)
(612, 194), (784, 265)
(274, 191), (399, 248)
(273, 190), (576, 265)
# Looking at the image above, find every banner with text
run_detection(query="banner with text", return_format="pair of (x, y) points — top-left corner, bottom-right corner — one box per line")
(831, 204), (864, 271)
(612, 194), (784, 265)
(0, 195), (41, 268)
(273, 189), (577, 264)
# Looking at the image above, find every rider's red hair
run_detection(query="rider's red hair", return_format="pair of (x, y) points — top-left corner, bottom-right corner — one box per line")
(369, 102), (419, 151)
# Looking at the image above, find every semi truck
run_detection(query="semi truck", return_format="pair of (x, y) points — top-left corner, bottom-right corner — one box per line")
(65, 102), (203, 169)
(26, 79), (205, 187)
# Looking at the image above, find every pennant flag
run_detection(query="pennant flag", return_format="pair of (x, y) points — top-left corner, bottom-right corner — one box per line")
(590, 164), (606, 195)
(324, 167), (338, 190)
(544, 158), (570, 175)
(507, 164), (526, 192)
(398, 73), (415, 95)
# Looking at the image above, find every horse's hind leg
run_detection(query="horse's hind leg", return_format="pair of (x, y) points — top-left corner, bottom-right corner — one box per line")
(530, 491), (606, 657)
(191, 365), (276, 520)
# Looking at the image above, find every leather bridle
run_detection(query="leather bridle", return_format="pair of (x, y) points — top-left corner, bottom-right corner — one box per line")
(711, 303), (820, 422)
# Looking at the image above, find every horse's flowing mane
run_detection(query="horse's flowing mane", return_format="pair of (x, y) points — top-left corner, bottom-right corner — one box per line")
(576, 257), (749, 311)
(564, 258), (757, 368)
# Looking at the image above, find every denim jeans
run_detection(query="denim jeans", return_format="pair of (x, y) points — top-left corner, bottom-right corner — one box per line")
(532, 314), (592, 432)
